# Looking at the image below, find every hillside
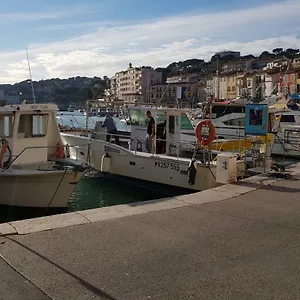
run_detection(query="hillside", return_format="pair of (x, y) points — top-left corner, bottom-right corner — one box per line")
(156, 48), (299, 80)
(0, 76), (109, 107)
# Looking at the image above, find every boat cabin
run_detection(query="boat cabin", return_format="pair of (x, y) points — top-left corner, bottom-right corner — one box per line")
(128, 107), (192, 156)
(0, 103), (62, 166)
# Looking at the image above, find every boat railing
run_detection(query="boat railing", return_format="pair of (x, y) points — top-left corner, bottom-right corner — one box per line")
(282, 128), (300, 151)
(90, 130), (253, 162)
(2, 143), (91, 172)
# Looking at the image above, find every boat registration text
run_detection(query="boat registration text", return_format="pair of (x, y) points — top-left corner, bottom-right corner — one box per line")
(154, 161), (180, 171)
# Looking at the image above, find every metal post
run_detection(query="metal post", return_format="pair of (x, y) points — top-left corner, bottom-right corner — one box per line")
(85, 100), (89, 136)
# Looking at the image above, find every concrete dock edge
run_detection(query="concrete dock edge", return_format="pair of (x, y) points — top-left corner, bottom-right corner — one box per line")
(1, 168), (292, 237)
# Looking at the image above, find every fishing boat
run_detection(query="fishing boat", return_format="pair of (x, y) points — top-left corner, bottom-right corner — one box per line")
(0, 102), (88, 209)
(61, 105), (254, 192)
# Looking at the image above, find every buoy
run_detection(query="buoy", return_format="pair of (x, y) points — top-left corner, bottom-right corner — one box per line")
(56, 141), (65, 159)
(195, 119), (216, 146)
(101, 153), (111, 173)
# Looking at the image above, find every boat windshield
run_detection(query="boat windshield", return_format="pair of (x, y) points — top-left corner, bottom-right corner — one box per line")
(129, 109), (148, 126)
(0, 114), (14, 138)
(181, 113), (194, 130)
(212, 105), (244, 118)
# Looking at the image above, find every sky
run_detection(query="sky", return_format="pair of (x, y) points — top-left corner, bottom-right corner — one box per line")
(0, 0), (300, 84)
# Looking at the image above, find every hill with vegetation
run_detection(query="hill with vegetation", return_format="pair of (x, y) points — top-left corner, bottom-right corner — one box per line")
(0, 76), (110, 107)
(156, 47), (300, 81)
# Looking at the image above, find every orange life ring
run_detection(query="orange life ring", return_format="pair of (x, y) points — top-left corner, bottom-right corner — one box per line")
(195, 119), (216, 146)
(56, 141), (65, 159)
(0, 139), (12, 169)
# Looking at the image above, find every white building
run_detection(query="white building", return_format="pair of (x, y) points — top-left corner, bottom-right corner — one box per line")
(115, 63), (162, 103)
(261, 73), (280, 97)
(263, 58), (290, 71)
(205, 77), (218, 98)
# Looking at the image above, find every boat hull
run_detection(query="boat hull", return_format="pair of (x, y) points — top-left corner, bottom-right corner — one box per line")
(0, 169), (84, 208)
(61, 133), (220, 191)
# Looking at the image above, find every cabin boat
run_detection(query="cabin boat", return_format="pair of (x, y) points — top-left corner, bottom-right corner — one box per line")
(61, 107), (248, 192)
(199, 95), (300, 158)
(0, 103), (87, 209)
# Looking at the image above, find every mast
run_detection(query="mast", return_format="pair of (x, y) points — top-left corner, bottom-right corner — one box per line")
(85, 100), (89, 136)
(216, 56), (220, 101)
(26, 47), (36, 104)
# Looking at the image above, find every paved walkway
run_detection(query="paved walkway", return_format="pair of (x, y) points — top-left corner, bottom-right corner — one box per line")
(1, 166), (300, 299)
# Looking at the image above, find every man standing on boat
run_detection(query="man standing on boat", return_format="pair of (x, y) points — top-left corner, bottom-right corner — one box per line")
(145, 110), (155, 153)
(102, 115), (120, 145)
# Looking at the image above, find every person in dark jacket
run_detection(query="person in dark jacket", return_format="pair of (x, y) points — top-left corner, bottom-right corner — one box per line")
(145, 110), (155, 153)
(102, 116), (120, 145)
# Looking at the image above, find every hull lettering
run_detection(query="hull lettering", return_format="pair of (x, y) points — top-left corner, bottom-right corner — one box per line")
(154, 161), (180, 171)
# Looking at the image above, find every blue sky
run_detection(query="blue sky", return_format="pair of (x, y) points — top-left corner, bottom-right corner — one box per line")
(0, 0), (299, 83)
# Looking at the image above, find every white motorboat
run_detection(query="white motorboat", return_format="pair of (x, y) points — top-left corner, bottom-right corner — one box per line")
(61, 106), (249, 192)
(0, 103), (88, 209)
(198, 95), (300, 158)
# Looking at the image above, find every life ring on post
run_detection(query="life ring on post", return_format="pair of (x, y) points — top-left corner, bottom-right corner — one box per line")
(195, 119), (216, 146)
(56, 141), (65, 159)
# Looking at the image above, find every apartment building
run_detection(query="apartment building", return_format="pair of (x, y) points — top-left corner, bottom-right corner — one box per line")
(148, 82), (199, 105)
(217, 72), (238, 99)
(281, 71), (297, 94)
(236, 72), (262, 99)
(205, 77), (218, 98)
(263, 58), (290, 71)
(292, 58), (300, 93)
(115, 63), (162, 103)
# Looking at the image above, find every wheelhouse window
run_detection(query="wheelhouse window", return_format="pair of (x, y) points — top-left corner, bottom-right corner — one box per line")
(180, 113), (194, 130)
(18, 114), (49, 138)
(128, 109), (148, 126)
(0, 115), (14, 138)
(212, 105), (244, 118)
(280, 115), (295, 123)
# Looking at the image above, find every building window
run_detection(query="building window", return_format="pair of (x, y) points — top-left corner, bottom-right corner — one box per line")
(291, 74), (295, 82)
(284, 75), (288, 82)
(290, 85), (295, 94)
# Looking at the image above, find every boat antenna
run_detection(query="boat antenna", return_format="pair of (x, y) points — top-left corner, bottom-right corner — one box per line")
(26, 47), (36, 104)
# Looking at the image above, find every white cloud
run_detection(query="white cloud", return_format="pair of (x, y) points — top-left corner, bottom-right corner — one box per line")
(0, 4), (105, 23)
(0, 0), (300, 83)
